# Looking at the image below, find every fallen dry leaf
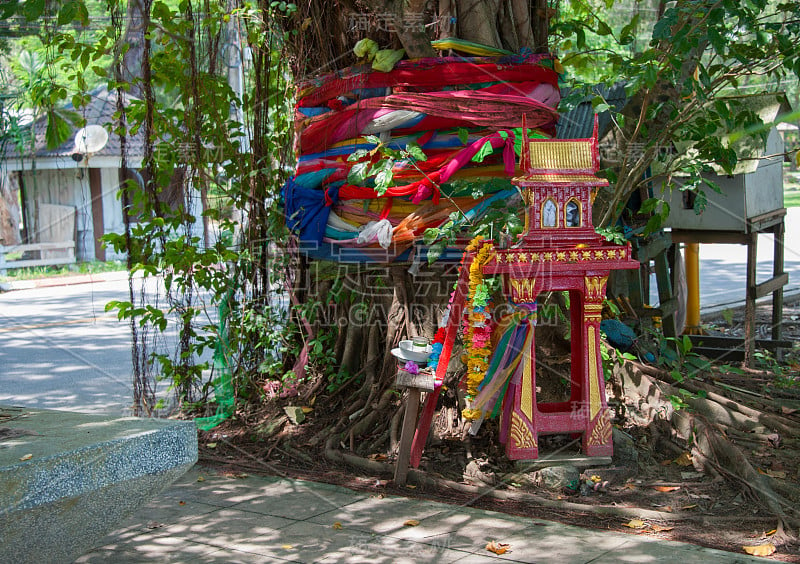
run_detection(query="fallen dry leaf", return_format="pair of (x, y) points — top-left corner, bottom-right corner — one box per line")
(178, 501), (186, 506)
(742, 543), (776, 556)
(301, 406), (314, 413)
(781, 406), (796, 415)
(19, 453), (32, 461)
(485, 541), (510, 555)
(680, 504), (698, 510)
(623, 519), (648, 529)
(674, 452), (693, 467)
(196, 476), (205, 482)
(405, 484), (416, 489)
(653, 485), (680, 492)
(367, 453), (387, 461)
(281, 544), (294, 550)
(766, 528), (778, 537)
(660, 459), (673, 466)
(403, 519), (420, 527)
(757, 468), (786, 479)
(649, 524), (674, 533)
(332, 522), (343, 530)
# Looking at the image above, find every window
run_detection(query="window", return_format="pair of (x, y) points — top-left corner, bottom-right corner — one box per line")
(565, 199), (581, 227)
(541, 198), (557, 227)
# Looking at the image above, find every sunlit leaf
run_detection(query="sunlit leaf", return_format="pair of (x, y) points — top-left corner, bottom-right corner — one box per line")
(623, 519), (647, 529)
(742, 543), (776, 556)
(404, 519), (420, 527)
(405, 142), (427, 162)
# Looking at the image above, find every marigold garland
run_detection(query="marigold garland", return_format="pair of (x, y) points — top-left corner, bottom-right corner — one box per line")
(461, 238), (494, 421)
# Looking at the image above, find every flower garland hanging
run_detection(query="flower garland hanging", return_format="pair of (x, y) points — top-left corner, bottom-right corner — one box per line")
(461, 237), (494, 421)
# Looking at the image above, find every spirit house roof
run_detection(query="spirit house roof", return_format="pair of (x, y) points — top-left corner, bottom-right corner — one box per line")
(514, 116), (608, 188)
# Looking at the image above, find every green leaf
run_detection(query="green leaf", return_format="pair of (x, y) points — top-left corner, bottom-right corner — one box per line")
(22, 0), (45, 20)
(422, 227), (440, 245)
(596, 20), (612, 36)
(44, 110), (74, 150)
(0, 1), (20, 19)
(457, 128), (469, 146)
(620, 15), (640, 45)
(643, 64), (658, 89)
(347, 149), (369, 162)
(692, 190), (708, 214)
(652, 8), (677, 41)
(638, 197), (661, 215)
(374, 168), (393, 195)
(576, 27), (586, 50)
(644, 214), (662, 235)
(347, 161), (370, 184)
(405, 142), (427, 162)
(57, 1), (77, 25)
(427, 241), (445, 264)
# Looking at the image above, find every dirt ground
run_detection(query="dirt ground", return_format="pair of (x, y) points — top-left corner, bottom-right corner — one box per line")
(197, 295), (800, 562)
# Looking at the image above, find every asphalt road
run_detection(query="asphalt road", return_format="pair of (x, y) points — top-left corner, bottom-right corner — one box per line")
(686, 206), (800, 311)
(2, 209), (799, 415)
(0, 277), (136, 415)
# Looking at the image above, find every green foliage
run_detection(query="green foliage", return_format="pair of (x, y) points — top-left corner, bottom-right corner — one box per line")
(0, 260), (126, 281)
(553, 0), (800, 227)
(87, 1), (297, 413)
(600, 340), (636, 381)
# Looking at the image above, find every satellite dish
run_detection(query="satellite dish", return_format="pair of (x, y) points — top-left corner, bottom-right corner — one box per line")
(74, 125), (109, 155)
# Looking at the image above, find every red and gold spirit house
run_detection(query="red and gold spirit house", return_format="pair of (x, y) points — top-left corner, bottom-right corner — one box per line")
(410, 121), (638, 465)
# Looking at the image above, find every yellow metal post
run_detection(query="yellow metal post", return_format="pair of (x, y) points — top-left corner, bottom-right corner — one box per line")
(684, 243), (702, 334)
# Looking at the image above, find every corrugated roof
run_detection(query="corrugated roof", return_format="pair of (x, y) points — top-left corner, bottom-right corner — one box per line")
(2, 86), (144, 160)
(556, 83), (627, 140)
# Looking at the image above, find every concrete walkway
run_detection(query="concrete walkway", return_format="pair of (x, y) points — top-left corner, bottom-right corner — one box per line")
(75, 465), (773, 563)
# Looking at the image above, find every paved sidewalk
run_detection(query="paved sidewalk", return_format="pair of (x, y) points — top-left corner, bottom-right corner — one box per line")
(76, 465), (772, 563)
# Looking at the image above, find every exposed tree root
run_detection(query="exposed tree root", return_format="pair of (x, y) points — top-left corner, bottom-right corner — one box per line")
(322, 443), (702, 523)
(613, 361), (800, 541)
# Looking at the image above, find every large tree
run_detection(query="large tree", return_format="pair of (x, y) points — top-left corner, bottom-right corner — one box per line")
(268, 0), (800, 537)
(4, 0), (799, 538)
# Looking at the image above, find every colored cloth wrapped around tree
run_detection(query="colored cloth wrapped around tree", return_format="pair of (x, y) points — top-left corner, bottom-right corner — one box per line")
(283, 49), (562, 261)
